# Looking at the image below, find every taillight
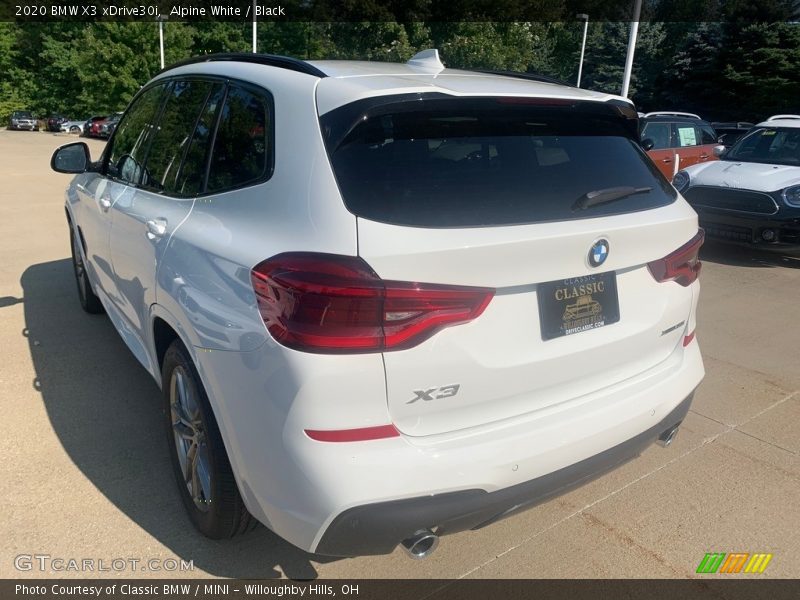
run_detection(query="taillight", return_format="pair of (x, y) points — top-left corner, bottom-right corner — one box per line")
(647, 230), (704, 287)
(250, 252), (494, 353)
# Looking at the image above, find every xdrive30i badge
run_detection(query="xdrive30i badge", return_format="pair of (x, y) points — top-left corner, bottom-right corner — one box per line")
(588, 239), (610, 267)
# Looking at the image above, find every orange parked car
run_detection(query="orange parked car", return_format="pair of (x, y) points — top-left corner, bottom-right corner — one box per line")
(639, 112), (723, 180)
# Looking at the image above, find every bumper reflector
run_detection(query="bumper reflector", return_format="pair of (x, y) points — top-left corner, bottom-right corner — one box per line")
(305, 424), (400, 442)
(683, 330), (696, 347)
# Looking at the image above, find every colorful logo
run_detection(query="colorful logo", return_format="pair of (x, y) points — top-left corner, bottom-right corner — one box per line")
(696, 552), (773, 574)
(588, 239), (609, 267)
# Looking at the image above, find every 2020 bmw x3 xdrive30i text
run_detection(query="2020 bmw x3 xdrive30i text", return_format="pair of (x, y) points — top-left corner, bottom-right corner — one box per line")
(51, 50), (704, 558)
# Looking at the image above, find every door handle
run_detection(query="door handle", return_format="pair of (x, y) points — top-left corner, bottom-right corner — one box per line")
(146, 218), (168, 240)
(699, 154), (709, 159)
(661, 158), (672, 163)
(99, 197), (112, 212)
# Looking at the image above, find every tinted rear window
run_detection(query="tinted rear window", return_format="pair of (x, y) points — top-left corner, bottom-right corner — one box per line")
(323, 98), (676, 228)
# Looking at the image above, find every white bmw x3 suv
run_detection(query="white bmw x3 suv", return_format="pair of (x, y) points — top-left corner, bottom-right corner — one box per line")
(51, 50), (704, 558)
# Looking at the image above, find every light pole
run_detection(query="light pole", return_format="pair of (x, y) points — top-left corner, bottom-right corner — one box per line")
(157, 15), (167, 69)
(576, 13), (589, 88)
(621, 0), (643, 98)
(252, 0), (257, 53)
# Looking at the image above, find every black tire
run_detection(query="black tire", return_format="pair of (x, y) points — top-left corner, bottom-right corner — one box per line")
(162, 340), (256, 539)
(69, 227), (104, 314)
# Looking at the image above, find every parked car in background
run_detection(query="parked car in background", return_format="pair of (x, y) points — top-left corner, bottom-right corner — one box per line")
(8, 110), (38, 131)
(712, 122), (754, 149)
(674, 115), (800, 248)
(51, 51), (704, 559)
(82, 115), (108, 138)
(60, 118), (89, 135)
(47, 114), (69, 132)
(639, 112), (721, 179)
(99, 112), (123, 138)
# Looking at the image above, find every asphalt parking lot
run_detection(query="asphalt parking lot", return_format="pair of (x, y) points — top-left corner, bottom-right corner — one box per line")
(1, 129), (799, 580)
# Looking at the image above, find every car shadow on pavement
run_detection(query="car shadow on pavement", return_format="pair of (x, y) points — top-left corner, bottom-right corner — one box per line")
(700, 240), (800, 269)
(21, 258), (339, 579)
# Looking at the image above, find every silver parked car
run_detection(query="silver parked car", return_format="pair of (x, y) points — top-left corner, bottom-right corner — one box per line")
(60, 118), (89, 135)
(9, 110), (38, 131)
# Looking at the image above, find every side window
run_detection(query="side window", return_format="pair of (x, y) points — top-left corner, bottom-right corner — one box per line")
(642, 122), (672, 150)
(674, 123), (699, 147)
(174, 84), (226, 197)
(141, 80), (217, 196)
(206, 84), (272, 193)
(700, 125), (717, 145)
(106, 84), (167, 184)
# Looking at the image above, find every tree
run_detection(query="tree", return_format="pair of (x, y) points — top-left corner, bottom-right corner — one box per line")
(0, 23), (34, 120)
(717, 22), (800, 120)
(68, 22), (195, 114)
(581, 22), (665, 103)
(192, 22), (249, 55)
(657, 23), (725, 117)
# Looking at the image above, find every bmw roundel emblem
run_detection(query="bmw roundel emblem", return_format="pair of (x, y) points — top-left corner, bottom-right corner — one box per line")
(588, 239), (610, 267)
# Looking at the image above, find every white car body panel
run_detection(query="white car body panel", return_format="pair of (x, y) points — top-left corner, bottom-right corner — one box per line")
(195, 334), (702, 552)
(682, 159), (800, 192)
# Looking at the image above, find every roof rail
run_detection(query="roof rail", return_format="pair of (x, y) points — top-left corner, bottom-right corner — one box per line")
(158, 52), (327, 78)
(712, 121), (755, 128)
(644, 111), (701, 119)
(472, 69), (575, 88)
(766, 114), (800, 121)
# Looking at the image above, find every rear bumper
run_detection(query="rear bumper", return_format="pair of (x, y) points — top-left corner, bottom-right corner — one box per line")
(197, 322), (704, 557)
(316, 391), (694, 557)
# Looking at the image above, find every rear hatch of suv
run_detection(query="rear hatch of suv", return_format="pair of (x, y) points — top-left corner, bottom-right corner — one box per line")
(320, 95), (701, 437)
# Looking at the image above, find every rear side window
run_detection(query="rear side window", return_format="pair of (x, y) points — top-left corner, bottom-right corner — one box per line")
(641, 121), (672, 150)
(700, 125), (717, 145)
(140, 79), (217, 196)
(175, 84), (226, 197)
(324, 98), (676, 228)
(674, 123), (699, 147)
(206, 84), (272, 193)
(106, 84), (167, 185)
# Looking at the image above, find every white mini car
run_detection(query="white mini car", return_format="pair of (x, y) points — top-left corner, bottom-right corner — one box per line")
(51, 51), (704, 558)
(674, 115), (800, 249)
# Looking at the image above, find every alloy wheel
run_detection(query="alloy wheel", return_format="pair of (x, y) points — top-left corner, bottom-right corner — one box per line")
(170, 367), (212, 512)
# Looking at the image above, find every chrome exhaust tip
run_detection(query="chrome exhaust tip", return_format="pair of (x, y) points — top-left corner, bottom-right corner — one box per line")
(657, 424), (680, 448)
(400, 530), (439, 559)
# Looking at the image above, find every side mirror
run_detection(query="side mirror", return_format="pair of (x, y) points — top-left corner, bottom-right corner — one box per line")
(51, 142), (90, 174)
(641, 138), (655, 151)
(712, 145), (726, 157)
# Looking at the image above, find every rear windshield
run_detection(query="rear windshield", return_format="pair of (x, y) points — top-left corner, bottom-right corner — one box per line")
(321, 96), (676, 228)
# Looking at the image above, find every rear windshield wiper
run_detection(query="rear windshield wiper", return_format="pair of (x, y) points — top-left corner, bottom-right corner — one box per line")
(572, 186), (652, 211)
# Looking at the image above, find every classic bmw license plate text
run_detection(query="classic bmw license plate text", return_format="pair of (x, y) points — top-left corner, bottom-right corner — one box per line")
(538, 272), (620, 340)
